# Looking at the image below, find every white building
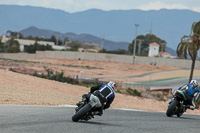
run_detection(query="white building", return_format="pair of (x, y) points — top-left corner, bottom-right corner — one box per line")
(148, 42), (160, 57)
(1, 35), (67, 51)
(1, 35), (11, 43)
(52, 45), (67, 50)
(15, 39), (55, 51)
(159, 52), (171, 58)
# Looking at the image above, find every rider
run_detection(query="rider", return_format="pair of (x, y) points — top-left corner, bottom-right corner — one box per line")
(81, 81), (116, 115)
(177, 80), (200, 110)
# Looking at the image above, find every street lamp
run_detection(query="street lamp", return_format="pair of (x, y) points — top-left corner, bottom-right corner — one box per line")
(133, 24), (139, 64)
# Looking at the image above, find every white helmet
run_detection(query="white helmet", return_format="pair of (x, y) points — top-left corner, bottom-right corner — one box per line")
(107, 81), (116, 90)
(190, 80), (198, 88)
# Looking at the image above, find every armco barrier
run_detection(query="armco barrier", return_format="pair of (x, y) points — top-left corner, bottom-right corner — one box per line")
(0, 51), (200, 69)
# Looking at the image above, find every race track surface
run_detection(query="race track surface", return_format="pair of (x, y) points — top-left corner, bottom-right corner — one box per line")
(130, 77), (200, 89)
(0, 104), (200, 133)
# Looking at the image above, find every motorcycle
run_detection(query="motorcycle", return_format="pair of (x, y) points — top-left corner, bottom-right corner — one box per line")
(72, 93), (104, 122)
(166, 86), (189, 117)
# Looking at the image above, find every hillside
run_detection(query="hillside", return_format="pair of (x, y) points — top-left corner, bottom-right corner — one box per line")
(20, 26), (130, 51)
(20, 26), (177, 55)
(1, 58), (200, 115)
(0, 58), (170, 111)
(0, 5), (200, 51)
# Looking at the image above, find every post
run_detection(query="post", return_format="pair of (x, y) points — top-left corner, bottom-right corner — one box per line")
(56, 36), (58, 45)
(133, 24), (139, 64)
(149, 57), (156, 98)
(137, 39), (144, 55)
(138, 41), (141, 54)
(101, 37), (104, 49)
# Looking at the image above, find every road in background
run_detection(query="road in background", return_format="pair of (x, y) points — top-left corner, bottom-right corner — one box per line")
(0, 105), (200, 133)
(127, 77), (200, 90)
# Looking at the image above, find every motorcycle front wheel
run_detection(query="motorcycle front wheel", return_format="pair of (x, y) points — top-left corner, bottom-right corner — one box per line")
(166, 99), (179, 117)
(72, 104), (92, 122)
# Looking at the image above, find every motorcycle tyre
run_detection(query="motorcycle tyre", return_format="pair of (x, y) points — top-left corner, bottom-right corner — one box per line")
(177, 108), (186, 117)
(166, 100), (179, 117)
(72, 104), (92, 122)
(177, 112), (183, 117)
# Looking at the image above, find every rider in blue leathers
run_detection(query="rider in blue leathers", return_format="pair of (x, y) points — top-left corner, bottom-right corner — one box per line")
(177, 80), (200, 110)
(81, 81), (116, 115)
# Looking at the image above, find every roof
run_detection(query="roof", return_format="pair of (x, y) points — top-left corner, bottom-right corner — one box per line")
(149, 42), (160, 46)
(15, 39), (55, 46)
(159, 52), (171, 55)
(66, 41), (99, 49)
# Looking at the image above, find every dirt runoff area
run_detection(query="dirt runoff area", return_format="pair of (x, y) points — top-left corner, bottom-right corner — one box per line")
(0, 58), (200, 115)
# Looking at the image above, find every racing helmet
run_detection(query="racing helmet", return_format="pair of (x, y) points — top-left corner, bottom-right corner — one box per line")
(107, 81), (116, 90)
(190, 80), (198, 88)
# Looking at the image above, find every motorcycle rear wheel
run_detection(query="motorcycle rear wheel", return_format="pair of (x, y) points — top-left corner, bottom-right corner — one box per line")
(166, 100), (179, 117)
(72, 104), (92, 122)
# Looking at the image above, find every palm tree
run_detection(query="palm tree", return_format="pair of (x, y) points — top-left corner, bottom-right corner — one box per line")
(177, 21), (200, 83)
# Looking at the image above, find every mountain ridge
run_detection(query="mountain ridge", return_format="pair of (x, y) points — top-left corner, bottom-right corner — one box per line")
(0, 5), (199, 52)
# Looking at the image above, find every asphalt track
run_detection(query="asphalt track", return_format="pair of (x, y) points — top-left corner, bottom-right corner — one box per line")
(1, 105), (200, 133)
(128, 77), (200, 89)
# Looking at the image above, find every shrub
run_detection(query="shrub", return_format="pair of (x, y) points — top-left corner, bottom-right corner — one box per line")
(126, 88), (142, 97)
(24, 42), (53, 53)
(116, 89), (122, 94)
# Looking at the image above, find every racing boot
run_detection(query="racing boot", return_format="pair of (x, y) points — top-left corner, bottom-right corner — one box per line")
(92, 111), (102, 116)
(92, 107), (103, 116)
(185, 105), (195, 110)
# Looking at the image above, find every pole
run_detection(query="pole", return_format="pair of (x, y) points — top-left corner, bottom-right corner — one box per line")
(133, 24), (139, 64)
(137, 39), (144, 55)
(148, 57), (156, 98)
(17, 25), (21, 39)
(101, 37), (104, 49)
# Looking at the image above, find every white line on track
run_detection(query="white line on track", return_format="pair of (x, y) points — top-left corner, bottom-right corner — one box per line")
(4, 104), (199, 116)
(59, 104), (165, 113)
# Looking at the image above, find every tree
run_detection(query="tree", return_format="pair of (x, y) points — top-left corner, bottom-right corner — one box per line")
(24, 41), (53, 53)
(67, 41), (81, 51)
(0, 40), (5, 52)
(49, 35), (63, 45)
(99, 48), (128, 55)
(128, 34), (166, 56)
(64, 37), (69, 43)
(57, 39), (63, 46)
(50, 35), (57, 44)
(4, 38), (20, 53)
(176, 21), (200, 83)
(6, 30), (24, 39)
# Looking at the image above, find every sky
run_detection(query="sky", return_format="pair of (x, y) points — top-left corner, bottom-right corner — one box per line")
(0, 0), (200, 13)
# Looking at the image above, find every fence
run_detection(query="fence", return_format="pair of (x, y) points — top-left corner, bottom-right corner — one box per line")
(0, 51), (200, 69)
